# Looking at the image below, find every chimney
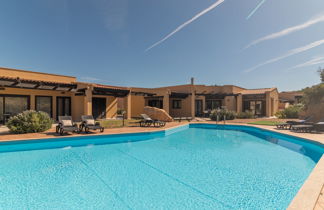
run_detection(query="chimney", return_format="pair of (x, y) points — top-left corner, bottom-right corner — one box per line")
(191, 77), (194, 85)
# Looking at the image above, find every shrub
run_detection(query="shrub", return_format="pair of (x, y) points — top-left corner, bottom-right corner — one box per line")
(275, 104), (303, 119)
(302, 83), (324, 108)
(210, 109), (236, 121)
(117, 109), (125, 115)
(236, 111), (255, 119)
(6, 110), (53, 134)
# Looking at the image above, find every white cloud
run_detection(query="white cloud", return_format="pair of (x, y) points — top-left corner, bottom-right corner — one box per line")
(287, 56), (324, 71)
(246, 14), (324, 48)
(246, 0), (267, 20)
(145, 0), (225, 52)
(245, 39), (324, 73)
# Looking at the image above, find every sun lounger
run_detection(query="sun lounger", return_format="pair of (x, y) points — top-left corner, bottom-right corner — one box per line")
(56, 116), (79, 135)
(79, 115), (104, 133)
(140, 114), (166, 127)
(276, 116), (313, 130)
(291, 119), (324, 133)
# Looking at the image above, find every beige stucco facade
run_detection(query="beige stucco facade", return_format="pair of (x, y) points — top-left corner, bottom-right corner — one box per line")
(0, 67), (129, 122)
(0, 67), (279, 122)
(128, 84), (279, 118)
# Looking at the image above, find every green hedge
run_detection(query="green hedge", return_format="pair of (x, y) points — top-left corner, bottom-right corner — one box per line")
(275, 104), (303, 119)
(210, 109), (236, 121)
(236, 111), (255, 119)
(6, 110), (53, 134)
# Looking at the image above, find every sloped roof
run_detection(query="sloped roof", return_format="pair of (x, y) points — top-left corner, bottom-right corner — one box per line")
(279, 91), (303, 101)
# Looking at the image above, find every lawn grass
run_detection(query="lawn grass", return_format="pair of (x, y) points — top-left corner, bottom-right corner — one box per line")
(247, 120), (279, 126)
(99, 119), (140, 128)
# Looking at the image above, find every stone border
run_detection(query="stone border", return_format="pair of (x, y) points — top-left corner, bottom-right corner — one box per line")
(287, 156), (324, 210)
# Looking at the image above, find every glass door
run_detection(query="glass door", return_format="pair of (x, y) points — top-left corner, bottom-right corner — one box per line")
(243, 100), (265, 117)
(56, 97), (71, 120)
(92, 97), (107, 119)
(36, 96), (52, 118)
(195, 100), (203, 117)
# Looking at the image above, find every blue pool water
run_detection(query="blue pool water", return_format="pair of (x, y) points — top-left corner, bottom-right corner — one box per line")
(0, 124), (323, 209)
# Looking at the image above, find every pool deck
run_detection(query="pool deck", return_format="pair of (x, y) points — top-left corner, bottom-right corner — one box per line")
(0, 120), (323, 210)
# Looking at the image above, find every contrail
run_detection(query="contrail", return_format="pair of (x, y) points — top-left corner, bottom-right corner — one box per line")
(286, 56), (324, 71)
(245, 39), (324, 73)
(246, 14), (324, 48)
(246, 0), (267, 20)
(145, 0), (225, 52)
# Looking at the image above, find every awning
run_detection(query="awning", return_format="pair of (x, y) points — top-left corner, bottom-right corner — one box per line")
(0, 76), (77, 91)
(92, 87), (130, 97)
(197, 93), (238, 99)
(170, 92), (190, 99)
(131, 91), (155, 97)
(242, 94), (266, 100)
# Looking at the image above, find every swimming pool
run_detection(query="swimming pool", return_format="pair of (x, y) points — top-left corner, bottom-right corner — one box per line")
(0, 124), (323, 209)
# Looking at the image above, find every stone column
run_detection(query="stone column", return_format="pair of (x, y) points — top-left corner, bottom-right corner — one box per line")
(84, 86), (93, 116)
(52, 96), (57, 119)
(30, 94), (35, 111)
(236, 94), (242, 113)
(126, 92), (132, 119)
(163, 90), (170, 114)
(265, 92), (271, 117)
(191, 87), (195, 118)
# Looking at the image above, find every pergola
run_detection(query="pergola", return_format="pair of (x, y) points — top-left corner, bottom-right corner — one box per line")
(0, 76), (77, 91)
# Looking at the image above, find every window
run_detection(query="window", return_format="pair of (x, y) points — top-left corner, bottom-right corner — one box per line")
(148, 100), (163, 109)
(243, 100), (265, 116)
(0, 95), (30, 124)
(36, 96), (52, 118)
(206, 100), (222, 110)
(172, 100), (181, 109)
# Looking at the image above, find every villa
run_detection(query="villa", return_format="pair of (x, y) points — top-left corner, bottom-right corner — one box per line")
(127, 79), (279, 119)
(0, 67), (129, 124)
(0, 67), (279, 123)
(0, 68), (279, 123)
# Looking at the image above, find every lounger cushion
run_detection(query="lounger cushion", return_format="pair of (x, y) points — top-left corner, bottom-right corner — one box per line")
(62, 120), (72, 126)
(86, 119), (95, 126)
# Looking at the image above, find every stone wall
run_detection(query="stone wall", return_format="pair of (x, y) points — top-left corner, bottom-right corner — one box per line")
(144, 106), (173, 122)
(304, 103), (324, 122)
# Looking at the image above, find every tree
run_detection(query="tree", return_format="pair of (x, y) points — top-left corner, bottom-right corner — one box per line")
(318, 67), (324, 83)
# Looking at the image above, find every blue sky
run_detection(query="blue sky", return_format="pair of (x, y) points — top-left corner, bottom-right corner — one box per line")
(0, 0), (324, 91)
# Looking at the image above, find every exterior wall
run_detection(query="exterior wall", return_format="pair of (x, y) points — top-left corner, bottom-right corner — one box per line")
(169, 97), (192, 117)
(0, 67), (76, 83)
(72, 96), (85, 121)
(130, 95), (145, 118)
(224, 96), (237, 111)
(0, 87), (120, 121)
(270, 89), (279, 116)
(265, 89), (279, 117)
(0, 68), (129, 122)
(106, 96), (118, 119)
(0, 87), (75, 120)
(130, 86), (279, 118)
